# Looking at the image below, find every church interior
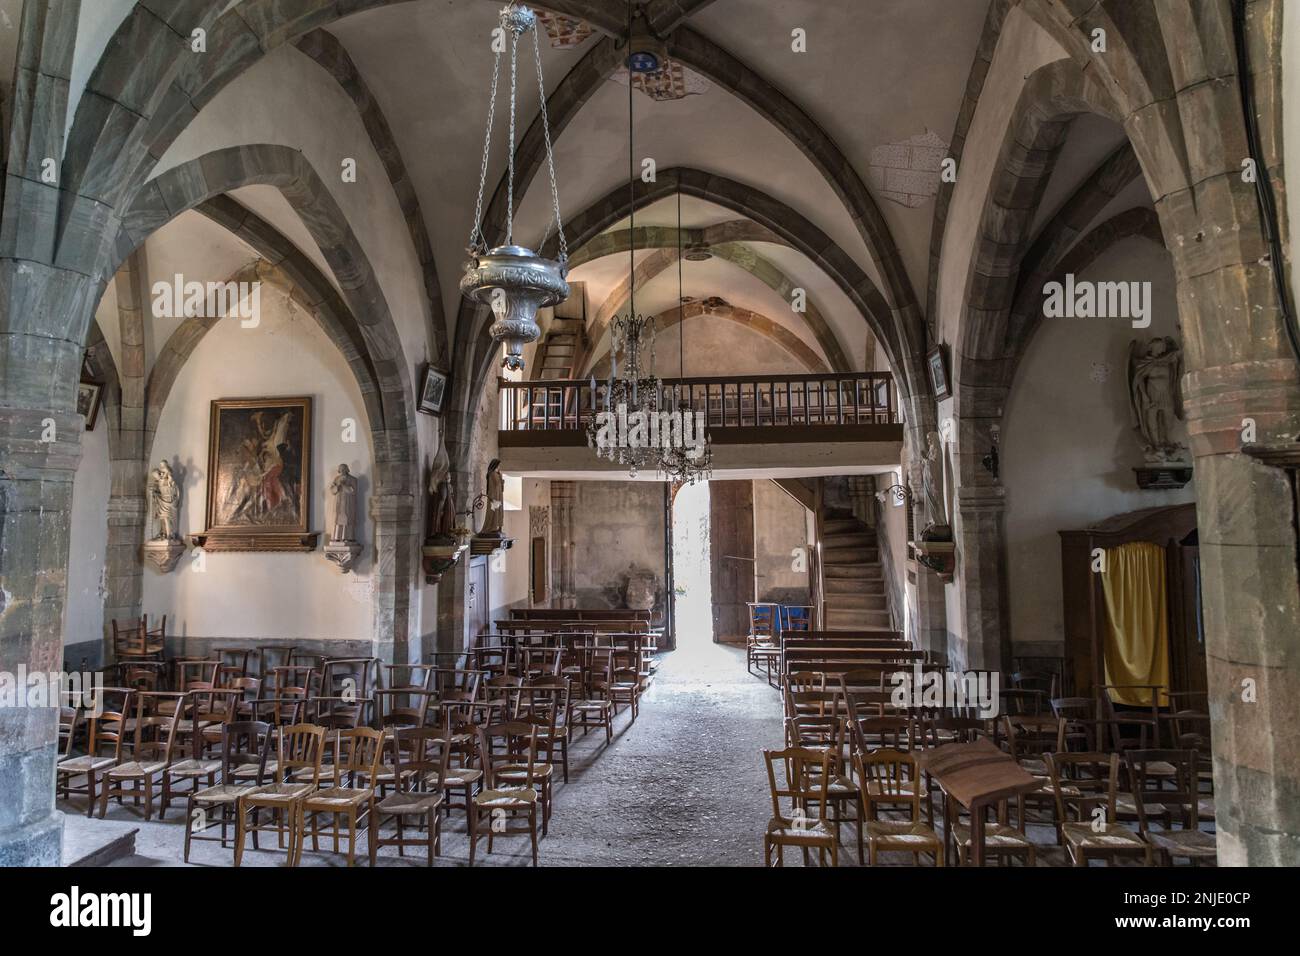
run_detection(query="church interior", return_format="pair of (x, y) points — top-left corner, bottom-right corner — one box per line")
(1, 0), (1298, 882)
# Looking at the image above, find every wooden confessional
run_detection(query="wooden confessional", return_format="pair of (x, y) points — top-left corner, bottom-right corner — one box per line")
(1059, 503), (1205, 699)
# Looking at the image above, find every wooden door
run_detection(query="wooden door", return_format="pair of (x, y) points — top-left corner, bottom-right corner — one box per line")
(709, 480), (755, 644)
(468, 556), (489, 648)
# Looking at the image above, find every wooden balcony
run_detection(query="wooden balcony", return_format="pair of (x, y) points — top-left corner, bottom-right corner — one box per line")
(498, 373), (904, 474)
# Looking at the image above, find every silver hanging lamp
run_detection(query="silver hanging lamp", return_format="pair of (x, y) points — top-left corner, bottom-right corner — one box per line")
(461, 3), (569, 371)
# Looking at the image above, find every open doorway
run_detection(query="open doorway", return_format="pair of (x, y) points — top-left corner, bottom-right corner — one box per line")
(671, 481), (715, 646)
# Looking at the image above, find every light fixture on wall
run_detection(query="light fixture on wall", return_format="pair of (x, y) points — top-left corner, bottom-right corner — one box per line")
(460, 3), (570, 371)
(657, 189), (712, 485)
(585, 0), (665, 478)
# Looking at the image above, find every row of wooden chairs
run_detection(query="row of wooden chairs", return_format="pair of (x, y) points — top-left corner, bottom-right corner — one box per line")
(764, 666), (1216, 867)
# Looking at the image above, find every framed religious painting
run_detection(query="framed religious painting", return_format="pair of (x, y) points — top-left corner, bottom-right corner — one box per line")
(418, 365), (448, 416)
(926, 345), (951, 401)
(191, 396), (319, 552)
(77, 379), (104, 431)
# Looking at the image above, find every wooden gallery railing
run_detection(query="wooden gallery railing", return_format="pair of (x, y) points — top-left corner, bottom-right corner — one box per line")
(499, 372), (897, 433)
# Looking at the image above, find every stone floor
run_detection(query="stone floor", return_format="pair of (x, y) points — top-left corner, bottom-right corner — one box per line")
(86, 639), (783, 868)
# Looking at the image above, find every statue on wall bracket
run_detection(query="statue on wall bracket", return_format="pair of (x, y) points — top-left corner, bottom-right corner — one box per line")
(1128, 337), (1193, 489)
(422, 439), (469, 583)
(471, 459), (514, 555)
(324, 463), (363, 573)
(143, 459), (187, 573)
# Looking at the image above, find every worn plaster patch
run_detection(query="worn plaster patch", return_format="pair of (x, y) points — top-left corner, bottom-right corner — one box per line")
(868, 129), (948, 208)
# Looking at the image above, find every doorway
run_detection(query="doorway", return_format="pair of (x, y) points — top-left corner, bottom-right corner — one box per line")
(670, 480), (714, 646)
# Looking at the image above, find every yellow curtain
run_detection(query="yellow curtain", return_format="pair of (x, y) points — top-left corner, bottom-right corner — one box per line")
(1100, 541), (1170, 707)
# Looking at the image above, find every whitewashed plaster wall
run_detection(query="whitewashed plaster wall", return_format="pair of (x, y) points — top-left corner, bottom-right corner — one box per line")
(753, 479), (809, 601)
(141, 286), (375, 643)
(63, 414), (110, 656)
(1002, 238), (1194, 653)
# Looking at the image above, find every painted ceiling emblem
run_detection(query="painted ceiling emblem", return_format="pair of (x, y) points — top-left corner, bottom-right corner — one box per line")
(611, 60), (711, 101)
(869, 129), (949, 208)
(536, 12), (593, 48)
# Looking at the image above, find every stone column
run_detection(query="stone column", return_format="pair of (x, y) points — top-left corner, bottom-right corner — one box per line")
(100, 250), (151, 655)
(0, 402), (84, 865)
(953, 484), (1009, 672)
(370, 490), (418, 665)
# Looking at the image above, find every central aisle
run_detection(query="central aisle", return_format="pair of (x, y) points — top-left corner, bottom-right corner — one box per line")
(538, 639), (784, 866)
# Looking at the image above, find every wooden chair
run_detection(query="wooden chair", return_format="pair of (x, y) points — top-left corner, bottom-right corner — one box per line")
(762, 746), (837, 866)
(163, 690), (242, 817)
(299, 727), (384, 866)
(111, 615), (164, 662)
(746, 602), (780, 682)
(369, 725), (452, 865)
(56, 689), (129, 816)
(434, 715), (485, 818)
(608, 648), (640, 721)
(571, 650), (614, 742)
(470, 723), (542, 866)
(855, 749), (943, 866)
(1045, 752), (1152, 866)
(98, 691), (185, 820)
(1126, 749), (1216, 866)
(256, 644), (298, 679)
(184, 720), (272, 863)
(234, 723), (325, 867)
(524, 676), (573, 783)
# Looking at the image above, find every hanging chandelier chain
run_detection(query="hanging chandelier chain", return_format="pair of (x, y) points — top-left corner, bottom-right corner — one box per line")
(468, 27), (504, 256)
(533, 25), (567, 264)
(506, 26), (520, 246)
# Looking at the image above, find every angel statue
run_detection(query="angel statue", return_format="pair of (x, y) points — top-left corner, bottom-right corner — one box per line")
(1128, 337), (1187, 463)
(148, 460), (182, 541)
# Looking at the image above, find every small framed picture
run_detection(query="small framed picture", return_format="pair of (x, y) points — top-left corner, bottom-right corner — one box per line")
(926, 346), (951, 401)
(418, 366), (448, 416)
(78, 380), (104, 431)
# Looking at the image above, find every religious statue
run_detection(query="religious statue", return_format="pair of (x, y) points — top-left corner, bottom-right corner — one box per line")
(1128, 337), (1187, 463)
(324, 463), (363, 573)
(920, 430), (951, 538)
(148, 460), (182, 541)
(478, 459), (505, 536)
(428, 443), (458, 540)
(329, 464), (358, 543)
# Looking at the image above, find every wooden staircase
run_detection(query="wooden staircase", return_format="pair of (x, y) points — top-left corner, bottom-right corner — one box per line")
(533, 314), (587, 380)
(819, 507), (891, 630)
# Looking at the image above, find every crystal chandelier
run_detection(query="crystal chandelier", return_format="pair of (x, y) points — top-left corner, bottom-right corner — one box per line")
(586, 312), (665, 477)
(460, 3), (569, 371)
(657, 189), (712, 485)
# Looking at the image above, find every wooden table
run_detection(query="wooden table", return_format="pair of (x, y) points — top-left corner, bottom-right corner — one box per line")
(918, 739), (1041, 866)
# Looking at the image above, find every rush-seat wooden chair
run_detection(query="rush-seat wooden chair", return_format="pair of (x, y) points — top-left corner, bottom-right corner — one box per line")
(762, 746), (837, 867)
(183, 720), (272, 863)
(856, 748), (944, 866)
(369, 725), (453, 866)
(470, 723), (542, 867)
(1045, 752), (1153, 867)
(234, 723), (325, 867)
